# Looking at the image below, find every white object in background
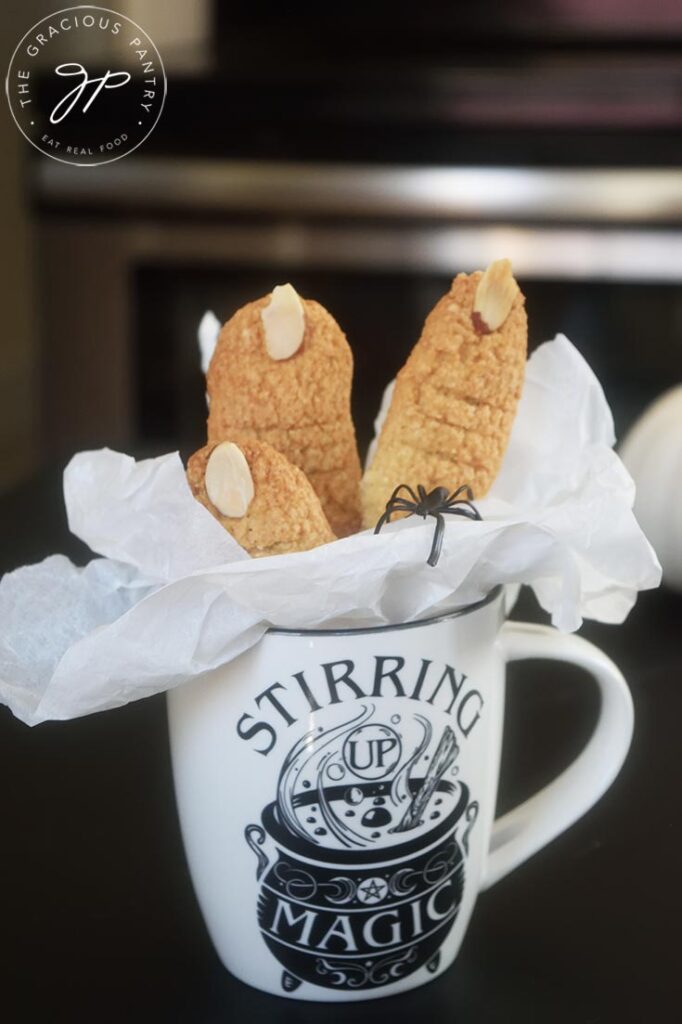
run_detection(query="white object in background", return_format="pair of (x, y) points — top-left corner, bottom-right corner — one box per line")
(365, 379), (394, 470)
(168, 588), (633, 1001)
(198, 310), (221, 375)
(620, 386), (682, 592)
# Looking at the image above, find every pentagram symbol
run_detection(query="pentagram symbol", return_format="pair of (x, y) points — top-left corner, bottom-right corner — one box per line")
(357, 876), (388, 904)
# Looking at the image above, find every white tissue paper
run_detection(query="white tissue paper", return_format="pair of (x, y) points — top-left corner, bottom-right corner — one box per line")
(198, 310), (221, 375)
(0, 334), (660, 726)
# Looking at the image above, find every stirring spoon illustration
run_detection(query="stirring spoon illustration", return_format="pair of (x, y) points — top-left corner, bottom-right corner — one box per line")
(393, 726), (459, 832)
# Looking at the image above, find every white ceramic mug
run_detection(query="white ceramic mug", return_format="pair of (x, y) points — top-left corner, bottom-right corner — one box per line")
(167, 586), (633, 1002)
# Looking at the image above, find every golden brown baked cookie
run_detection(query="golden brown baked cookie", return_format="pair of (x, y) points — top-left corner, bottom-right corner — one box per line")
(206, 285), (362, 537)
(361, 260), (527, 528)
(187, 439), (336, 557)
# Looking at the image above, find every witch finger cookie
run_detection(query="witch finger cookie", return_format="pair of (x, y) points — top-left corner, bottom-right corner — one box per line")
(361, 260), (528, 528)
(206, 285), (362, 537)
(187, 439), (336, 558)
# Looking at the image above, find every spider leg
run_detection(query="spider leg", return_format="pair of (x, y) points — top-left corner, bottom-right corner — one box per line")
(396, 483), (420, 505)
(463, 503), (482, 521)
(441, 504), (482, 521)
(375, 495), (420, 534)
(387, 501), (418, 521)
(449, 484), (475, 503)
(427, 512), (445, 567)
(374, 509), (393, 535)
(390, 498), (416, 512)
(385, 483), (411, 506)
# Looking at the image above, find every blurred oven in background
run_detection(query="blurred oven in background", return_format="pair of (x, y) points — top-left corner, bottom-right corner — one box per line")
(34, 160), (682, 459)
(29, 0), (682, 462)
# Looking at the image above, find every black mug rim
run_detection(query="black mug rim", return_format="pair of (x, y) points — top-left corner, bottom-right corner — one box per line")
(267, 584), (504, 637)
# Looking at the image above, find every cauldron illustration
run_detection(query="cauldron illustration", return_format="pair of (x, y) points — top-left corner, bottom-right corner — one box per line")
(245, 777), (475, 992)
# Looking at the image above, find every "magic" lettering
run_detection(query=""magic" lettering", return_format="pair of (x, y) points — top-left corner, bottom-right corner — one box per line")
(266, 878), (456, 952)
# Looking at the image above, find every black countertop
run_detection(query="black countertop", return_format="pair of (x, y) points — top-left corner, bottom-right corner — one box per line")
(0, 466), (679, 1022)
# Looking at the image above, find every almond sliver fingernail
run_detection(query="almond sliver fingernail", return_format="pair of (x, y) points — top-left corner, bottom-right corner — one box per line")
(261, 283), (305, 360)
(205, 442), (254, 518)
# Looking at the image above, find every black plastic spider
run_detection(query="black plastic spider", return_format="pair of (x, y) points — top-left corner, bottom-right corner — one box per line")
(374, 483), (482, 567)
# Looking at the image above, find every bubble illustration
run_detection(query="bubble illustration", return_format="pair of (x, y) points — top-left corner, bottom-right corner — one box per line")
(275, 705), (463, 853)
(361, 806), (392, 829)
(344, 786), (363, 805)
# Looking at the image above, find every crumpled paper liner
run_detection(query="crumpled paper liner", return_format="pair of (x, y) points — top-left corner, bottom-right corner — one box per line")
(0, 335), (660, 725)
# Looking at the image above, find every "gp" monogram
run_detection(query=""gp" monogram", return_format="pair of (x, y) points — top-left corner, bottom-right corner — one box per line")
(50, 63), (131, 124)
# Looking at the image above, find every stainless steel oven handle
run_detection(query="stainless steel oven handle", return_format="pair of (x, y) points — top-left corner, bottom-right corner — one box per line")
(35, 159), (682, 225)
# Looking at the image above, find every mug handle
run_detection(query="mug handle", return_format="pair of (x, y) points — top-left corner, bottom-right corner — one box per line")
(479, 621), (634, 890)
